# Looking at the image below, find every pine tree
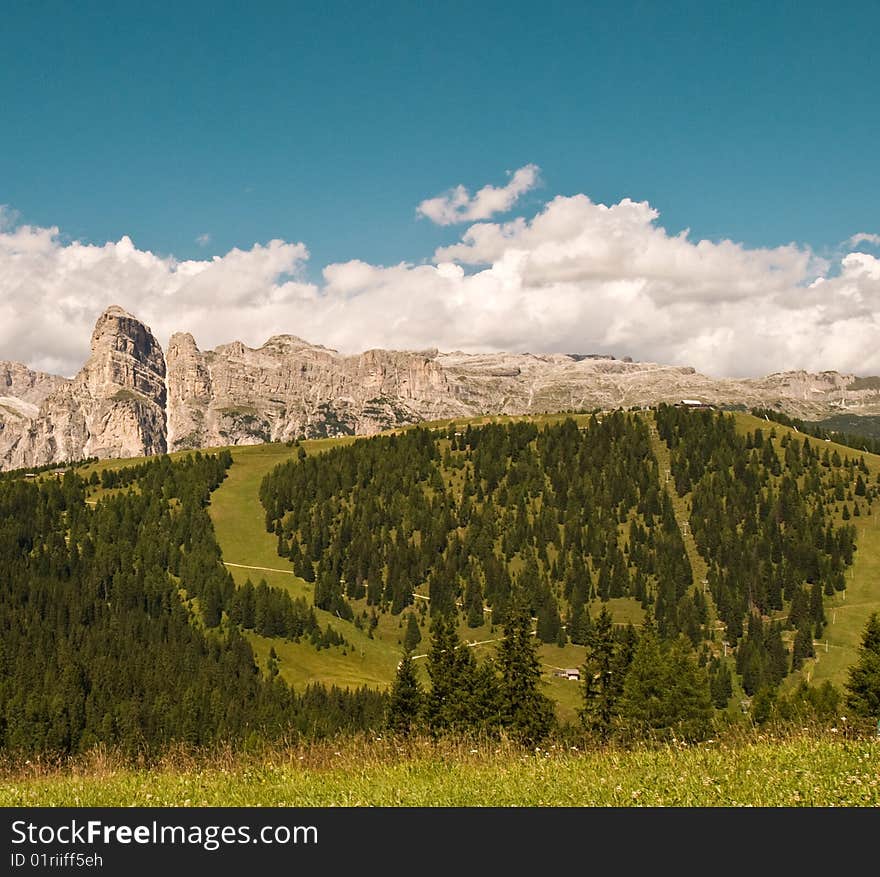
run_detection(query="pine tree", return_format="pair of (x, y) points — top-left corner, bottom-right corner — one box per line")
(464, 575), (485, 628)
(469, 659), (502, 733)
(403, 611), (422, 651)
(423, 615), (475, 735)
(496, 593), (554, 744)
(844, 613), (880, 721)
(616, 624), (665, 739)
(809, 580), (825, 627)
(661, 636), (714, 741)
(568, 600), (592, 645)
(791, 622), (815, 672)
(580, 606), (619, 741)
(535, 592), (561, 643)
(202, 580), (222, 627)
(386, 650), (424, 736)
(267, 646), (280, 677)
(709, 659), (733, 709)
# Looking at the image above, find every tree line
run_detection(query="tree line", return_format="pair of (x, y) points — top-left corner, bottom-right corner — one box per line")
(752, 407), (880, 457)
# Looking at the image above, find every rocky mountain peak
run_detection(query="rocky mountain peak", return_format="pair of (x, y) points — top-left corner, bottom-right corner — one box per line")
(82, 306), (165, 405)
(0, 307), (167, 469)
(99, 303), (134, 319)
(0, 361), (67, 406)
(4, 305), (880, 470)
(261, 334), (319, 352)
(91, 305), (145, 354)
(168, 332), (200, 354)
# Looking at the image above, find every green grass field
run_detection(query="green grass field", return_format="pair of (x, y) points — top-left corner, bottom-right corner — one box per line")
(809, 512), (880, 686)
(206, 439), (406, 691)
(203, 413), (880, 706)
(2, 735), (877, 806)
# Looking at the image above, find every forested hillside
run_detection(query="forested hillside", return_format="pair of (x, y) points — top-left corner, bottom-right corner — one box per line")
(2, 407), (878, 755)
(258, 408), (879, 737)
(0, 453), (385, 755)
(261, 414), (693, 636)
(657, 406), (866, 690)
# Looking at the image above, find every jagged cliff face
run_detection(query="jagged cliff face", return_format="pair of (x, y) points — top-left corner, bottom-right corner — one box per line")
(165, 332), (463, 449)
(0, 307), (167, 469)
(1, 304), (880, 469)
(0, 362), (67, 425)
(435, 353), (880, 418)
(0, 361), (65, 406)
(163, 336), (880, 451)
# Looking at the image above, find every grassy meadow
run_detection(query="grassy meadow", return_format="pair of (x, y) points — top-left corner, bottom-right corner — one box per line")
(2, 735), (877, 806)
(204, 439), (405, 692)
(201, 428), (638, 721)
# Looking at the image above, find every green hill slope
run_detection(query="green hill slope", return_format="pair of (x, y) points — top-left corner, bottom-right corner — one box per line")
(197, 410), (880, 718)
(70, 409), (880, 724)
(734, 413), (880, 690)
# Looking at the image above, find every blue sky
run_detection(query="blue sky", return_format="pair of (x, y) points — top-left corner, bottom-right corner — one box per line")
(3, 1), (877, 267)
(1, 1), (879, 378)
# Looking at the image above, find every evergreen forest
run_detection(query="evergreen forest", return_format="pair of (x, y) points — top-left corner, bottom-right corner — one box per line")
(261, 408), (878, 740)
(0, 452), (384, 754)
(2, 407), (879, 754)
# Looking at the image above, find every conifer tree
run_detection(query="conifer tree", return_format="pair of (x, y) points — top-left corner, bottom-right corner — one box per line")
(536, 591), (562, 643)
(403, 611), (422, 651)
(464, 575), (485, 628)
(616, 624), (665, 739)
(791, 622), (815, 672)
(580, 606), (619, 741)
(496, 592), (554, 744)
(387, 650), (423, 736)
(709, 659), (734, 709)
(844, 613), (880, 721)
(424, 615), (476, 735)
(568, 599), (592, 645)
(267, 646), (280, 677)
(618, 627), (713, 742)
(202, 580), (222, 627)
(469, 658), (502, 733)
(661, 636), (714, 740)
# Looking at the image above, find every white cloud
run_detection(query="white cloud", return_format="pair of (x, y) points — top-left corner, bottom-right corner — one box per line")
(1, 191), (880, 380)
(0, 220), (314, 376)
(416, 164), (540, 225)
(849, 232), (880, 248)
(195, 232), (211, 247)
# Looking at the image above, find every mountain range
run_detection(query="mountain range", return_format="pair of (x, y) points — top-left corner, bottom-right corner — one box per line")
(2, 305), (879, 470)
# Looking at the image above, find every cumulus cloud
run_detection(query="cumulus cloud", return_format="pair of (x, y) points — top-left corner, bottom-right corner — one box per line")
(1, 191), (879, 380)
(0, 220), (315, 375)
(849, 232), (880, 248)
(416, 164), (540, 225)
